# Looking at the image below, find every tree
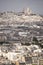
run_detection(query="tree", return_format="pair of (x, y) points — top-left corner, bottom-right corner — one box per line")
(32, 37), (39, 45)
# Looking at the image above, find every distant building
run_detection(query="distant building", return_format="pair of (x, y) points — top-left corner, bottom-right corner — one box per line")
(25, 56), (32, 65)
(15, 61), (26, 65)
(39, 59), (43, 65)
(32, 56), (39, 65)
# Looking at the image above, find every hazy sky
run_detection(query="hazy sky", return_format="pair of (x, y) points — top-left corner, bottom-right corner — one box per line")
(0, 0), (43, 15)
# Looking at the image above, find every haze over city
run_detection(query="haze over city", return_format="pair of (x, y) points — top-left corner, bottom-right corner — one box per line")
(0, 0), (43, 15)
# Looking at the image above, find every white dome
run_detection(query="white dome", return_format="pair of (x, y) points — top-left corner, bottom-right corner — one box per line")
(23, 8), (32, 15)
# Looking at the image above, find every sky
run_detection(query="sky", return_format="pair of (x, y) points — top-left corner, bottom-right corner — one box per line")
(0, 0), (43, 15)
